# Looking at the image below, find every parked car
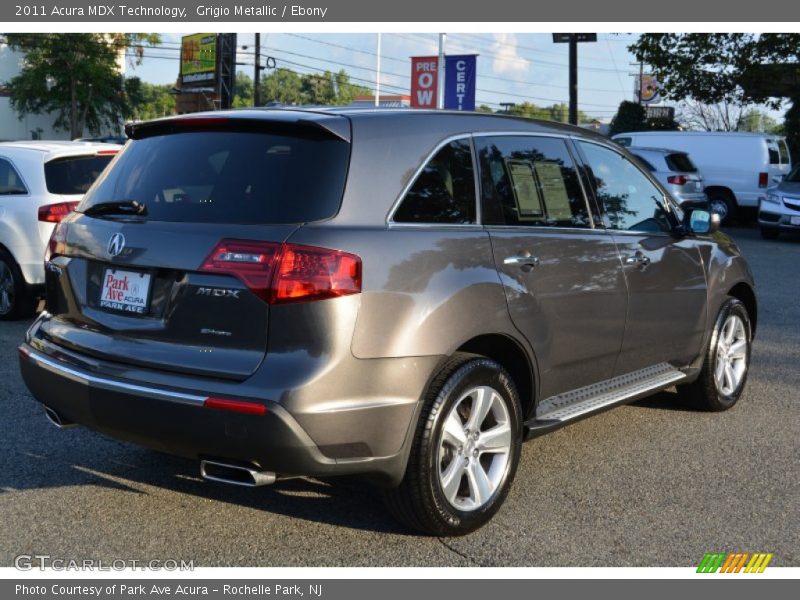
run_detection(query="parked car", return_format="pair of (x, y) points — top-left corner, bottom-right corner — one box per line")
(19, 110), (757, 535)
(628, 146), (707, 208)
(758, 163), (800, 239)
(613, 131), (791, 223)
(0, 141), (120, 319)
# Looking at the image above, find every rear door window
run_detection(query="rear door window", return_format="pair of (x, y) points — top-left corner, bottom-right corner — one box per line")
(475, 135), (591, 228)
(0, 158), (27, 195)
(45, 155), (114, 194)
(80, 130), (350, 224)
(665, 153), (697, 172)
(392, 138), (476, 224)
(767, 139), (781, 165)
(779, 140), (791, 165)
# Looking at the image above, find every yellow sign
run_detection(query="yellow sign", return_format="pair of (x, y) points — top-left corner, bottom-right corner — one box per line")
(181, 33), (217, 85)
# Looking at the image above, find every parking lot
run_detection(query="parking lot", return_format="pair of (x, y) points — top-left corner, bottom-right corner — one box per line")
(0, 225), (797, 567)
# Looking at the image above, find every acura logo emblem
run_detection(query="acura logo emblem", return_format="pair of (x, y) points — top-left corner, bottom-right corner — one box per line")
(107, 233), (126, 258)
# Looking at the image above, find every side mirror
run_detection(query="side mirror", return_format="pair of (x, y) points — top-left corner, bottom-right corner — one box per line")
(688, 209), (720, 235)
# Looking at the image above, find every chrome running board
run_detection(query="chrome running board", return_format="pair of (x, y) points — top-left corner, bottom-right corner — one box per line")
(525, 363), (686, 438)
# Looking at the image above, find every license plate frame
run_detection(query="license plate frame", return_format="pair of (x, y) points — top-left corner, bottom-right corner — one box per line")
(99, 268), (152, 316)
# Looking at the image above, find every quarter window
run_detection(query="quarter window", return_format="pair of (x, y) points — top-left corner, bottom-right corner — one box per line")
(0, 158), (27, 195)
(393, 139), (476, 224)
(476, 136), (591, 228)
(578, 141), (672, 233)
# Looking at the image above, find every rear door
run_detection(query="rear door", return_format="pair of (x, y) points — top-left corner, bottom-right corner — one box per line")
(42, 116), (351, 380)
(475, 134), (627, 399)
(575, 140), (708, 373)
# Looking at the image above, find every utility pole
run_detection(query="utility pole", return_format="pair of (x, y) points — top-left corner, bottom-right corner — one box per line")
(254, 33), (261, 107)
(552, 33), (596, 126)
(638, 60), (644, 105)
(437, 33), (446, 109)
(568, 35), (578, 126)
(375, 33), (382, 107)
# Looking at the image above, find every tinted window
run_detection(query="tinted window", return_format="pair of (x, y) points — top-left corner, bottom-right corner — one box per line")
(767, 140), (781, 165)
(615, 137), (632, 147)
(476, 136), (591, 228)
(0, 158), (27, 195)
(779, 140), (791, 165)
(393, 139), (476, 224)
(665, 152), (697, 173)
(80, 131), (349, 224)
(631, 154), (656, 172)
(45, 155), (114, 195)
(578, 141), (672, 233)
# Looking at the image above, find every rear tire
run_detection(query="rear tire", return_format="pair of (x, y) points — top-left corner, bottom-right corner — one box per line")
(384, 353), (522, 536)
(760, 226), (780, 240)
(678, 298), (752, 412)
(0, 249), (36, 321)
(707, 193), (736, 226)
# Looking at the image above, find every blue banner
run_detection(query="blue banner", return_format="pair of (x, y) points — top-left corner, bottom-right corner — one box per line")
(444, 55), (477, 111)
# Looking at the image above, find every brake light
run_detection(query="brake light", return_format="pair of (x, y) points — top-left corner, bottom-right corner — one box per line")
(95, 149), (119, 156)
(45, 222), (69, 262)
(38, 201), (79, 223)
(199, 239), (362, 304)
(667, 175), (688, 185)
(204, 397), (267, 416)
(759, 172), (769, 187)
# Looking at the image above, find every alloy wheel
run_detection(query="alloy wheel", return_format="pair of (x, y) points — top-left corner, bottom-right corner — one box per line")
(437, 385), (512, 512)
(715, 314), (748, 396)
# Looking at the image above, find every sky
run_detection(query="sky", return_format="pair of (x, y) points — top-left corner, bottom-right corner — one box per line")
(123, 32), (646, 120)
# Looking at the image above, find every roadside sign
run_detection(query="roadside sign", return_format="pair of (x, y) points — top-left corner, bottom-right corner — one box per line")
(552, 33), (598, 43)
(638, 74), (661, 104)
(646, 106), (675, 120)
(444, 55), (477, 111)
(410, 56), (439, 109)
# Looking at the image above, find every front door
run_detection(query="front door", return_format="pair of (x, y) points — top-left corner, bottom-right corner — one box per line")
(474, 134), (628, 400)
(576, 140), (708, 374)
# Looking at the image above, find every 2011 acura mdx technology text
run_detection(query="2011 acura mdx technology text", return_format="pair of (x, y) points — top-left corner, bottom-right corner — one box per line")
(19, 109), (757, 535)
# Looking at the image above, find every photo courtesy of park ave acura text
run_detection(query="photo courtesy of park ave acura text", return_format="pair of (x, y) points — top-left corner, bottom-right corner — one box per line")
(0, 25), (797, 569)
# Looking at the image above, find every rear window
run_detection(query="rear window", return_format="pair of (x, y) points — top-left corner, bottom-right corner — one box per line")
(614, 137), (632, 147)
(767, 139), (781, 165)
(665, 153), (697, 173)
(779, 140), (791, 165)
(45, 155), (114, 195)
(79, 130), (349, 224)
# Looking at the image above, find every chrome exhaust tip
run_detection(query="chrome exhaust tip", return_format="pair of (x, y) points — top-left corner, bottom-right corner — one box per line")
(44, 406), (77, 429)
(200, 460), (276, 487)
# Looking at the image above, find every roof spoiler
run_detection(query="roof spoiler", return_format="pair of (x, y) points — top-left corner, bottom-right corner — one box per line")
(124, 110), (351, 143)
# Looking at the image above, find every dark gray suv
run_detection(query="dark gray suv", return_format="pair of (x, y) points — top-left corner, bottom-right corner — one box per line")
(19, 109), (757, 535)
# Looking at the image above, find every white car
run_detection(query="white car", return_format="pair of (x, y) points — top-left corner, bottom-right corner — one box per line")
(0, 141), (120, 319)
(613, 131), (791, 223)
(758, 164), (800, 239)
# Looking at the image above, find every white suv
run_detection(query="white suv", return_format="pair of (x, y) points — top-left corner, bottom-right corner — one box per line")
(0, 141), (119, 319)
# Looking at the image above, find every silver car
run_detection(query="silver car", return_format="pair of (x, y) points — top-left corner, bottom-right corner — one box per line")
(758, 164), (800, 239)
(19, 109), (756, 535)
(629, 146), (708, 208)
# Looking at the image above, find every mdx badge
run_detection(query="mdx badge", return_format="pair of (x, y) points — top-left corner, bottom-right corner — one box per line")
(196, 287), (241, 299)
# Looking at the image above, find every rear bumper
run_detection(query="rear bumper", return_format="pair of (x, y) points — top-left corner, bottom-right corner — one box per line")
(19, 343), (416, 485)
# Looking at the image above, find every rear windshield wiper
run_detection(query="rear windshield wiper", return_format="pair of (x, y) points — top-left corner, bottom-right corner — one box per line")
(82, 199), (147, 218)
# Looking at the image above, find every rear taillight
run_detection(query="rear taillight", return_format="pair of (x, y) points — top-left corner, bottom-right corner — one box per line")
(200, 239), (362, 304)
(667, 175), (688, 185)
(759, 172), (769, 187)
(38, 201), (79, 223)
(204, 397), (267, 416)
(45, 222), (69, 262)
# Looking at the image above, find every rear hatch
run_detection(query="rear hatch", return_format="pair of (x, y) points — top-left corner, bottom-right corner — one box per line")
(664, 152), (704, 194)
(41, 112), (351, 380)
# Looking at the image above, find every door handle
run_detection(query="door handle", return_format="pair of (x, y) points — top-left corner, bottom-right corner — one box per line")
(625, 253), (651, 267)
(504, 255), (540, 269)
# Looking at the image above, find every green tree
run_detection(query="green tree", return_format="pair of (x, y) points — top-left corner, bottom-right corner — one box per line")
(739, 108), (779, 133)
(609, 101), (647, 135)
(125, 79), (175, 120)
(262, 69), (305, 105)
(232, 71), (254, 108)
(260, 68), (370, 107)
(4, 33), (159, 138)
(629, 34), (800, 157)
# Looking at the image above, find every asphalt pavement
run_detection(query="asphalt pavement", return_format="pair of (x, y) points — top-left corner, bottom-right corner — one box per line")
(0, 226), (797, 567)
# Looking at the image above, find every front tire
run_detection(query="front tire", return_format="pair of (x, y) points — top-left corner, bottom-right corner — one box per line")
(0, 249), (36, 321)
(679, 298), (752, 411)
(707, 193), (736, 226)
(384, 353), (522, 536)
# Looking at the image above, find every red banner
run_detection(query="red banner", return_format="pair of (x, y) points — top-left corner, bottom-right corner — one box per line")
(410, 56), (439, 109)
